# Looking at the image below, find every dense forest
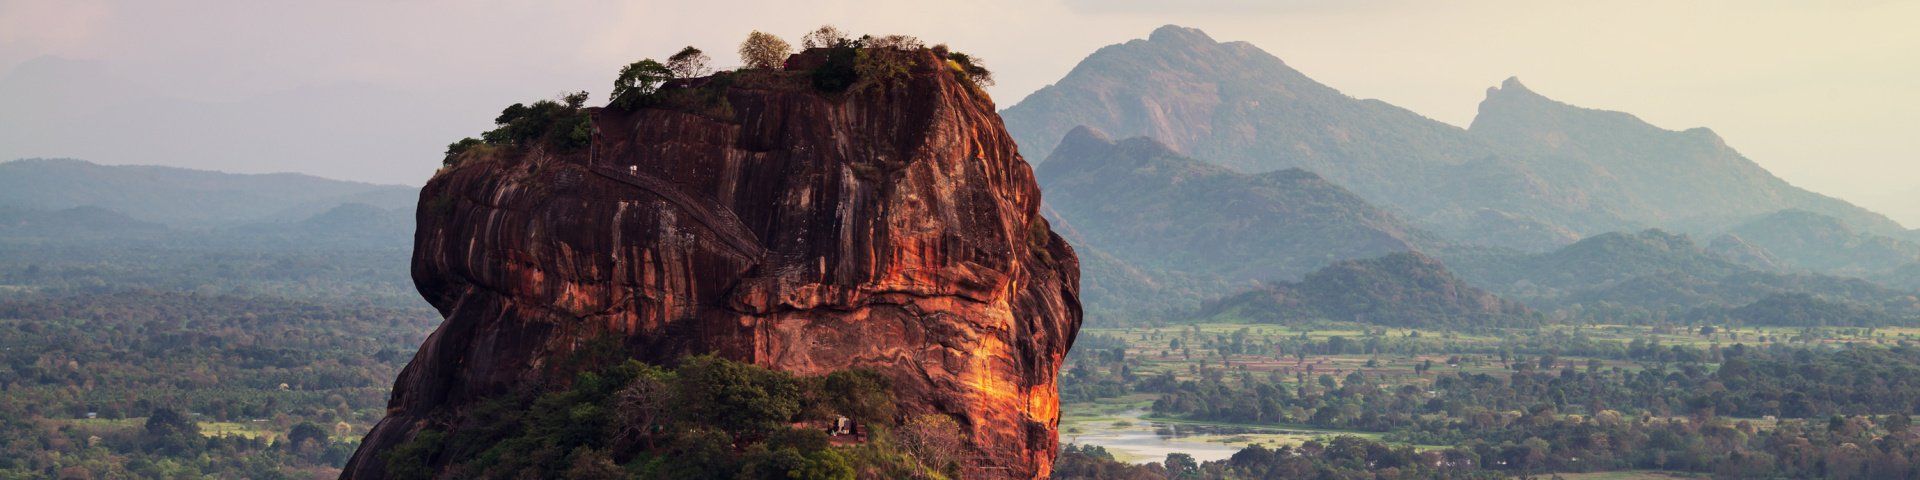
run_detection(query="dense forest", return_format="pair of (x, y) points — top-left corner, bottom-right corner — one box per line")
(0, 212), (432, 478)
(378, 353), (970, 479)
(1060, 335), (1920, 479)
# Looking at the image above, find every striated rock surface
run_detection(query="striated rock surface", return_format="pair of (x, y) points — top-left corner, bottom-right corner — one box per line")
(343, 50), (1081, 479)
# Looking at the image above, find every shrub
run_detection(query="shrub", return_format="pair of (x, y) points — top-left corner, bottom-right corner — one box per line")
(854, 48), (912, 89)
(382, 430), (446, 480)
(811, 43), (860, 92)
(470, 92), (593, 156)
(443, 137), (483, 167)
(945, 51), (994, 87)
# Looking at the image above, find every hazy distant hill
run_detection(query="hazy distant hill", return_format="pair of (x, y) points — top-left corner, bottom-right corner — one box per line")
(1199, 252), (1538, 329)
(0, 206), (167, 238)
(1443, 230), (1920, 325)
(0, 158), (416, 228)
(1001, 25), (1589, 248)
(0, 56), (470, 185)
(1004, 25), (1901, 250)
(225, 202), (414, 248)
(1877, 263), (1920, 292)
(1708, 210), (1920, 277)
(1470, 79), (1905, 235)
(1038, 127), (1433, 319)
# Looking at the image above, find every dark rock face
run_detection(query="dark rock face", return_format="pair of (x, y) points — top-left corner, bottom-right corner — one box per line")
(343, 51), (1081, 479)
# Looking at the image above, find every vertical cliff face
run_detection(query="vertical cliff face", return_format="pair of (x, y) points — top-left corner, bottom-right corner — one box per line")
(343, 50), (1081, 479)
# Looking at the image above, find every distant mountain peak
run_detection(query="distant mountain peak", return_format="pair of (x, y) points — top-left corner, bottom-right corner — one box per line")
(1148, 25), (1217, 45)
(1040, 129), (1203, 181)
(1054, 125), (1116, 156)
(1111, 135), (1182, 158)
(1500, 76), (1529, 91)
(1484, 76), (1545, 102)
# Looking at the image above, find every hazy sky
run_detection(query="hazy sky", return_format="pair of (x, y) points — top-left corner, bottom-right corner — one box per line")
(2, 0), (1916, 226)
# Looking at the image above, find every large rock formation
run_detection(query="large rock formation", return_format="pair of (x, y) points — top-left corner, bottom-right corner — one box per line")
(343, 50), (1081, 479)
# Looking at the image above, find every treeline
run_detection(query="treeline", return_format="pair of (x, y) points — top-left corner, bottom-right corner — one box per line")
(1053, 442), (1504, 480)
(1149, 342), (1920, 430)
(1057, 412), (1920, 479)
(0, 240), (417, 306)
(1063, 325), (1860, 405)
(0, 404), (360, 479)
(0, 290), (435, 422)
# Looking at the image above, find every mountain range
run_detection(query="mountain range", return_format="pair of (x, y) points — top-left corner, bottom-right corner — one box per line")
(1710, 209), (1920, 277)
(1003, 25), (1904, 251)
(1006, 25), (1916, 325)
(1038, 126), (1433, 317)
(0, 158), (416, 229)
(1440, 230), (1920, 326)
(0, 56), (472, 185)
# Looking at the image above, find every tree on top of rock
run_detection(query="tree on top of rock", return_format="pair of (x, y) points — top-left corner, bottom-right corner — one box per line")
(801, 25), (850, 49)
(666, 46), (711, 78)
(612, 59), (672, 109)
(738, 31), (791, 70)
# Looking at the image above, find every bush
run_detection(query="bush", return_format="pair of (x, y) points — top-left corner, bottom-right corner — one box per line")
(853, 36), (920, 89)
(382, 429), (446, 480)
(811, 43), (860, 92)
(945, 51), (994, 87)
(443, 137), (483, 167)
(481, 94), (591, 151)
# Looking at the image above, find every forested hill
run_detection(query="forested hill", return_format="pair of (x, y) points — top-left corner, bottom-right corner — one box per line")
(1441, 230), (1920, 325)
(1198, 252), (1538, 329)
(1709, 209), (1920, 277)
(0, 158), (416, 228)
(1038, 126), (1434, 319)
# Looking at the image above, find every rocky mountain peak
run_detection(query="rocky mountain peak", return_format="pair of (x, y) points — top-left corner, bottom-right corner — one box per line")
(1148, 24), (1218, 45)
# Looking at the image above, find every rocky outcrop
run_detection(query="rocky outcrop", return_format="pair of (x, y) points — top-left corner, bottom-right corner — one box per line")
(343, 50), (1081, 479)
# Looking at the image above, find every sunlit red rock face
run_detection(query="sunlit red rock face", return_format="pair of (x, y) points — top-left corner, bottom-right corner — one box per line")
(342, 50), (1081, 479)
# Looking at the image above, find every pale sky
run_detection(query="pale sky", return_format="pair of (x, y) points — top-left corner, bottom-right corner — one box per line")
(2, 0), (1915, 226)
